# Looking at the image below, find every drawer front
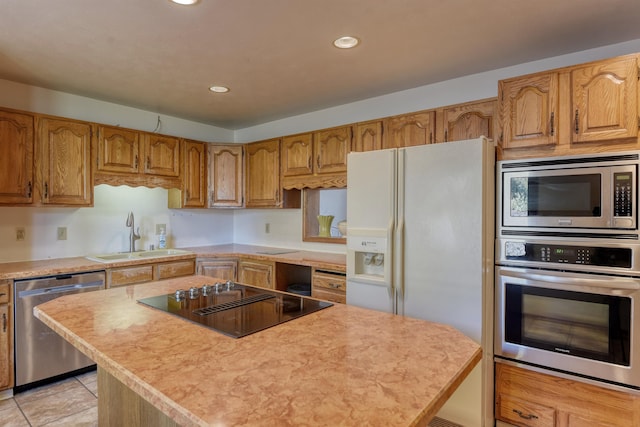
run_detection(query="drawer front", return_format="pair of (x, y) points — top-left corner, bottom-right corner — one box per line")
(497, 393), (555, 427)
(312, 272), (347, 292)
(312, 287), (346, 304)
(156, 260), (195, 280)
(109, 265), (154, 287)
(0, 282), (9, 304)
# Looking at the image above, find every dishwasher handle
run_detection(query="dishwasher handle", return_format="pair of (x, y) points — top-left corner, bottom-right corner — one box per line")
(18, 281), (104, 299)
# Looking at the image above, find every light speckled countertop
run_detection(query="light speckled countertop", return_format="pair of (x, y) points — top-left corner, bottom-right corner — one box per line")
(35, 275), (481, 427)
(0, 244), (345, 280)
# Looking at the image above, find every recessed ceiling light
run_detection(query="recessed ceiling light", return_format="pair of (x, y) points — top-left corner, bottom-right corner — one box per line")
(209, 85), (229, 93)
(170, 0), (199, 5)
(333, 36), (359, 49)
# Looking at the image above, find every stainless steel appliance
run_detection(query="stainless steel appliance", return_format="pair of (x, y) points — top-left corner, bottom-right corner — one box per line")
(496, 150), (640, 390)
(498, 151), (638, 233)
(14, 271), (105, 389)
(137, 281), (332, 338)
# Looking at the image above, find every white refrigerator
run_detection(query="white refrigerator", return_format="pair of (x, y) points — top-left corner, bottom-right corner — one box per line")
(346, 137), (495, 427)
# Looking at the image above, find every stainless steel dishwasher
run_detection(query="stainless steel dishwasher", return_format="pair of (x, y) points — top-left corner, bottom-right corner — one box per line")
(14, 271), (105, 389)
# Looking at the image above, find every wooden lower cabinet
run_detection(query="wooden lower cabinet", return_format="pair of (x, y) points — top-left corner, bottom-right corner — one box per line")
(238, 259), (274, 289)
(107, 259), (195, 288)
(312, 269), (346, 304)
(495, 362), (640, 427)
(0, 280), (12, 391)
(196, 258), (237, 281)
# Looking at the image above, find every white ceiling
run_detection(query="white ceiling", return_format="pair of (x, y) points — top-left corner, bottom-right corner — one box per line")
(2, 0), (640, 129)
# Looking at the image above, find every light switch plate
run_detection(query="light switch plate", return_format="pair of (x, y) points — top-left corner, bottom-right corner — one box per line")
(16, 227), (25, 241)
(57, 227), (67, 240)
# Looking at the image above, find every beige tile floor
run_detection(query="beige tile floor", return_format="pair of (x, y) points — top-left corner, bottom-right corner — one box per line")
(0, 371), (97, 427)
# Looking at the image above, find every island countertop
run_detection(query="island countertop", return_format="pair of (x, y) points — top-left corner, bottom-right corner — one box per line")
(34, 275), (481, 427)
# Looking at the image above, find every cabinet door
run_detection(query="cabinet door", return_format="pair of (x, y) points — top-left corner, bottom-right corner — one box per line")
(352, 120), (383, 152)
(238, 260), (274, 289)
(438, 99), (496, 143)
(281, 133), (313, 176)
(209, 144), (243, 208)
(142, 133), (180, 177)
(245, 139), (280, 208)
(314, 125), (350, 174)
(97, 125), (140, 174)
(155, 260), (195, 280)
(0, 303), (9, 390)
(182, 140), (207, 208)
(38, 117), (93, 206)
(499, 73), (559, 149)
(572, 57), (638, 144)
(383, 111), (435, 148)
(0, 110), (34, 204)
(197, 259), (237, 281)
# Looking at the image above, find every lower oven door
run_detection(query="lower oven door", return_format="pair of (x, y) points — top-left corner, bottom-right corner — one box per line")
(495, 266), (640, 388)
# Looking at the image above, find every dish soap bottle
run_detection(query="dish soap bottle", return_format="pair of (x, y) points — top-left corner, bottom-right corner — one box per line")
(158, 227), (167, 249)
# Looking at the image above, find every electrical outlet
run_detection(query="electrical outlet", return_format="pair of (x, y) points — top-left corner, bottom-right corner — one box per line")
(156, 224), (166, 235)
(16, 227), (25, 241)
(265, 223), (270, 234)
(57, 227), (67, 240)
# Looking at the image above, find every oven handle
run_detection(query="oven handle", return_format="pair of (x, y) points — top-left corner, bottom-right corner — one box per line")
(499, 268), (640, 291)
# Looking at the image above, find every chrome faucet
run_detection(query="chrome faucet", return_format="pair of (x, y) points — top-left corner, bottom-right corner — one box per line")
(126, 211), (141, 253)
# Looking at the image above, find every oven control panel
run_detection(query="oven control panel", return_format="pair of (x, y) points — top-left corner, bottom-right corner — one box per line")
(504, 241), (632, 268)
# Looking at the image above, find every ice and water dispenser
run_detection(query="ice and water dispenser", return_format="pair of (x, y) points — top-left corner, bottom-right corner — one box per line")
(346, 228), (392, 286)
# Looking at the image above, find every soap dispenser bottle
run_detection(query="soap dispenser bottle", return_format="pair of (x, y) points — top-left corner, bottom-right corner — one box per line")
(158, 227), (167, 249)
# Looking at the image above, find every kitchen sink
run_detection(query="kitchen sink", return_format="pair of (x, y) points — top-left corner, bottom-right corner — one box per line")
(86, 249), (193, 263)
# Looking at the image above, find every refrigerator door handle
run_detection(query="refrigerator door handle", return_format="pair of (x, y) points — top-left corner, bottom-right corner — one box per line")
(394, 217), (404, 305)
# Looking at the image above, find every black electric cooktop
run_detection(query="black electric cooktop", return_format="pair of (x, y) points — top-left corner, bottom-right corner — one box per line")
(137, 281), (332, 338)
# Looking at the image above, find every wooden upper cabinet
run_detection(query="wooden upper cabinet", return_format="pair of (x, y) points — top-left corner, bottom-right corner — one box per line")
(245, 139), (281, 208)
(0, 109), (34, 204)
(177, 139), (207, 208)
(314, 126), (350, 175)
(97, 125), (140, 174)
(37, 117), (93, 206)
(209, 144), (243, 208)
(142, 133), (180, 177)
(436, 99), (496, 143)
(499, 72), (560, 150)
(281, 133), (313, 177)
(352, 120), (383, 152)
(383, 110), (435, 148)
(572, 56), (638, 144)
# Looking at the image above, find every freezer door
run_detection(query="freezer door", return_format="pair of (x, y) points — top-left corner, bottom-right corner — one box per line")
(346, 148), (396, 313)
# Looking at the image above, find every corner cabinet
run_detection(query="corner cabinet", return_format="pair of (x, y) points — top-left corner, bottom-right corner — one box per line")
(209, 144), (244, 208)
(0, 280), (13, 391)
(495, 362), (640, 427)
(168, 139), (207, 208)
(498, 53), (640, 160)
(245, 139), (286, 208)
(0, 109), (34, 204)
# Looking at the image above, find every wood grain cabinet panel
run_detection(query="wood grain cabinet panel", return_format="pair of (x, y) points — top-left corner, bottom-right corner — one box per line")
(108, 265), (154, 287)
(169, 139), (207, 208)
(38, 117), (93, 206)
(436, 98), (496, 143)
(499, 72), (560, 150)
(97, 125), (140, 174)
(142, 133), (180, 177)
(156, 260), (195, 280)
(383, 110), (435, 148)
(0, 109), (34, 204)
(238, 259), (274, 289)
(495, 362), (640, 427)
(312, 270), (346, 304)
(0, 280), (11, 391)
(209, 144), (243, 208)
(314, 126), (350, 175)
(245, 139), (281, 208)
(571, 57), (638, 144)
(352, 120), (383, 152)
(281, 133), (314, 177)
(196, 258), (237, 281)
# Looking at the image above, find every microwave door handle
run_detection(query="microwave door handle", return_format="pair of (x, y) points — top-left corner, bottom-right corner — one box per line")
(500, 269), (640, 291)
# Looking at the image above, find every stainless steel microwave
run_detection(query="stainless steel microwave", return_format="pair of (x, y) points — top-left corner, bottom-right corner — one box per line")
(498, 152), (639, 232)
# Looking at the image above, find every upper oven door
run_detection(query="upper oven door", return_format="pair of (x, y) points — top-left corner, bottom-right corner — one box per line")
(500, 164), (636, 230)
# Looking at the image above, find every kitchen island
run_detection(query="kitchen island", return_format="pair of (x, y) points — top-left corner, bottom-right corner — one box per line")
(34, 275), (481, 427)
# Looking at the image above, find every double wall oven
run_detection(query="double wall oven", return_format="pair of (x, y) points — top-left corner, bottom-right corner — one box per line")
(495, 151), (640, 390)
